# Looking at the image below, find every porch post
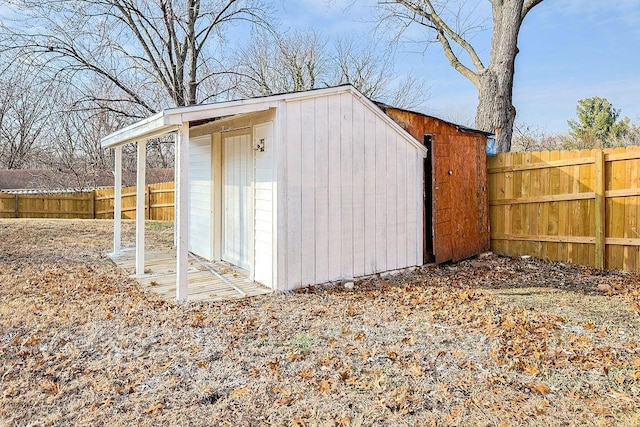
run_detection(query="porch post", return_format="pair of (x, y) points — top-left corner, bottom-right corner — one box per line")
(176, 123), (189, 302)
(135, 140), (146, 276)
(113, 145), (122, 255)
(173, 159), (178, 246)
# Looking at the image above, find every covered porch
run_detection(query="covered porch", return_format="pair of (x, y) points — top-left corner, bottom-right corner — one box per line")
(101, 97), (282, 303)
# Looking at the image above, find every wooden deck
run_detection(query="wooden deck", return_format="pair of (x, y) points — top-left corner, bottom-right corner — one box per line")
(109, 248), (272, 302)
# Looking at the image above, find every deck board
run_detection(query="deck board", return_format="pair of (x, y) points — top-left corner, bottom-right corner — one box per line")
(109, 248), (272, 302)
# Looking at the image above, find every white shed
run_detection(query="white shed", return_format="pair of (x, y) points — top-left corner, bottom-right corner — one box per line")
(101, 85), (427, 301)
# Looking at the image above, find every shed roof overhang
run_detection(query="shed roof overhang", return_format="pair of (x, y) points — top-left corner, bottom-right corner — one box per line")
(100, 86), (358, 149)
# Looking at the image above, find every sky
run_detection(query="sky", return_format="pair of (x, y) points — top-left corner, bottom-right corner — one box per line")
(2, 0), (638, 135)
(277, 0), (640, 134)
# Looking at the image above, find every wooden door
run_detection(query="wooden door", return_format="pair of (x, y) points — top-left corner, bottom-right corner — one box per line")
(222, 134), (252, 270)
(449, 138), (486, 261)
(432, 137), (453, 263)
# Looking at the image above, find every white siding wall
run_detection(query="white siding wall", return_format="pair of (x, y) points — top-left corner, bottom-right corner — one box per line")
(188, 135), (213, 259)
(253, 122), (275, 288)
(277, 93), (425, 291)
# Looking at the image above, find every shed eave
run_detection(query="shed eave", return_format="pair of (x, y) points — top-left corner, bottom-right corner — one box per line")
(162, 85), (355, 124)
(164, 102), (277, 125)
(100, 111), (177, 149)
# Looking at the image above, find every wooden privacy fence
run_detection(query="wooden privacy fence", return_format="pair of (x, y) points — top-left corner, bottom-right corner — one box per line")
(488, 146), (640, 271)
(0, 182), (175, 220)
(95, 181), (174, 220)
(0, 192), (95, 219)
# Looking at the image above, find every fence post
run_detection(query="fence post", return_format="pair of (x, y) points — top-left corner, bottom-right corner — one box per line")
(90, 191), (96, 219)
(594, 150), (606, 269)
(14, 194), (18, 218)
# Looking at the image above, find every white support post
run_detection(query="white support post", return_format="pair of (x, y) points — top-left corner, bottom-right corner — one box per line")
(176, 124), (189, 303)
(135, 140), (146, 276)
(113, 145), (123, 255)
(173, 160), (178, 246)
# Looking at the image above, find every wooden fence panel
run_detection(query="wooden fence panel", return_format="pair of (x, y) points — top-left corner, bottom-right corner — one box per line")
(149, 182), (175, 221)
(488, 146), (640, 272)
(0, 193), (17, 218)
(0, 193), (94, 219)
(1, 181), (174, 221)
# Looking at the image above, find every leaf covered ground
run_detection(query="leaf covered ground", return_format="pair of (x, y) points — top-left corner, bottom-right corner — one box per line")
(1, 219), (639, 426)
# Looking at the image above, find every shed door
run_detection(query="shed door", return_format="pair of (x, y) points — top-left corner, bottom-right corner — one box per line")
(432, 137), (453, 263)
(222, 134), (252, 270)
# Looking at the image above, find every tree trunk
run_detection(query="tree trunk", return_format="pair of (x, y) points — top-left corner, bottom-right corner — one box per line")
(475, 1), (523, 152)
(475, 68), (516, 152)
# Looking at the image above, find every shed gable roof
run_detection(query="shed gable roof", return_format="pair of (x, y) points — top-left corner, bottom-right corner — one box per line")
(100, 85), (427, 154)
(374, 102), (494, 138)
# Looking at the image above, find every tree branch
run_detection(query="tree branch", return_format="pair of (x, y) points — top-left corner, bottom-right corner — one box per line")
(522, 0), (545, 19)
(384, 0), (483, 84)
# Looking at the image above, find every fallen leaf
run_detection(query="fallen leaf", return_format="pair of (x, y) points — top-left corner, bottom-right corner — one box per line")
(401, 335), (416, 346)
(267, 358), (280, 375)
(144, 402), (165, 414)
(21, 336), (41, 347)
(231, 386), (249, 397)
(319, 378), (333, 395)
(530, 382), (550, 395)
(297, 369), (316, 382)
(291, 417), (306, 427)
(407, 364), (423, 378)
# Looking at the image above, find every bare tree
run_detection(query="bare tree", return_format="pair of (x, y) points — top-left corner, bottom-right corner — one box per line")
(332, 37), (427, 109)
(510, 122), (570, 152)
(0, 66), (58, 169)
(233, 29), (428, 110)
(1, 0), (272, 114)
(378, 0), (545, 151)
(233, 29), (330, 97)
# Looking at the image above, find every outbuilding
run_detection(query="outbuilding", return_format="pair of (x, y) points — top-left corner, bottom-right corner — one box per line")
(101, 85), (492, 301)
(377, 104), (492, 264)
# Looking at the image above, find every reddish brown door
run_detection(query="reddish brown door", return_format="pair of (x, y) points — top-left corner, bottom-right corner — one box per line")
(432, 138), (453, 263)
(431, 136), (490, 263)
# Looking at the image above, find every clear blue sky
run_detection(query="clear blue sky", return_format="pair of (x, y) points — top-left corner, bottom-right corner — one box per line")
(280, 0), (640, 134)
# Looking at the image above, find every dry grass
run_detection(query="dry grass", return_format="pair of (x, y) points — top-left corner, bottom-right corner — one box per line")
(0, 219), (639, 426)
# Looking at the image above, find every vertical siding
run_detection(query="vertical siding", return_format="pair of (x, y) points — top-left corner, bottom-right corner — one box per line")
(280, 93), (424, 291)
(327, 96), (342, 282)
(253, 122), (274, 288)
(212, 133), (222, 261)
(352, 96), (366, 278)
(386, 127), (398, 270)
(340, 92), (354, 280)
(286, 101), (303, 288)
(375, 116), (388, 271)
(396, 134), (408, 268)
(188, 135), (213, 259)
(406, 145), (418, 267)
(301, 100), (316, 286)
(363, 105), (377, 273)
(314, 97), (330, 283)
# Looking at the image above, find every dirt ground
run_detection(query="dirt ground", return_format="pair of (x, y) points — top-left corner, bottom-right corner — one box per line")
(1, 219), (639, 426)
